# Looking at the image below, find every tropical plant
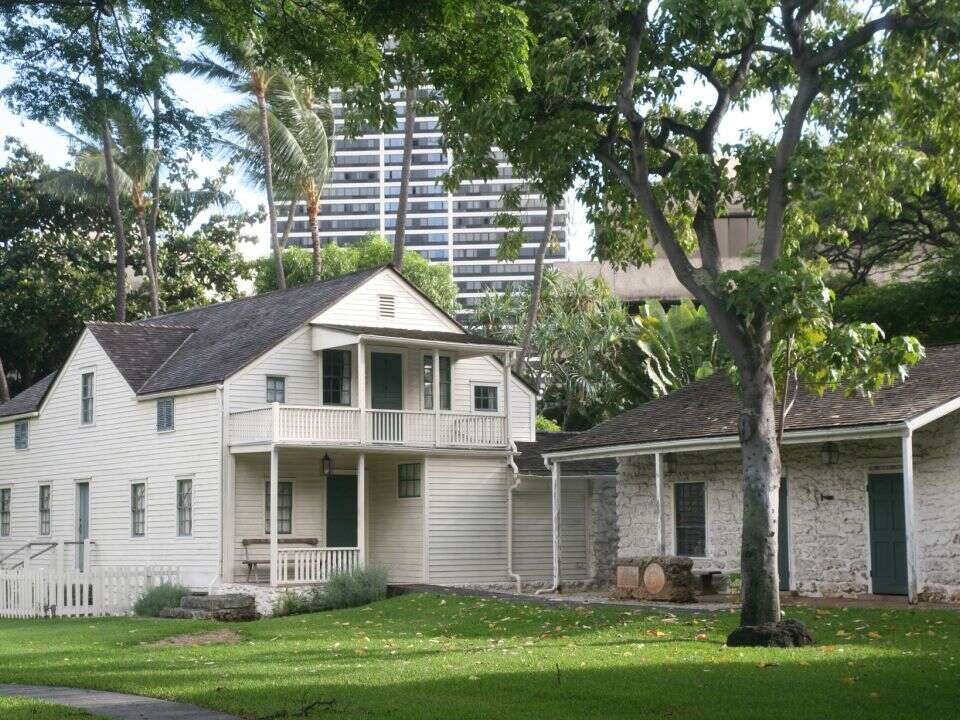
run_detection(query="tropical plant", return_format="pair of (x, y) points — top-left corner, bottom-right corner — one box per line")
(634, 300), (724, 398)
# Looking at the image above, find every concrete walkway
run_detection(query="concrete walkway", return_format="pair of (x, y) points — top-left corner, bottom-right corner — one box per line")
(0, 684), (242, 720)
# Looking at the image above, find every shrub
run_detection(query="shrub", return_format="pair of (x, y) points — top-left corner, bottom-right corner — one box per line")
(317, 564), (389, 611)
(133, 583), (190, 617)
(272, 590), (310, 617)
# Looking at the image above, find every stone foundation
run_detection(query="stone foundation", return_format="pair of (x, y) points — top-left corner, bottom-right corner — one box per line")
(214, 583), (316, 617)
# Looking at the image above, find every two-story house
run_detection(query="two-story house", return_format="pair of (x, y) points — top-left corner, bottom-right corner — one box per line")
(0, 265), (577, 601)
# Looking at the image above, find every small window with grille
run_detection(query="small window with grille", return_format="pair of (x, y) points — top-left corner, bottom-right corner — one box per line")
(674, 482), (706, 557)
(264, 481), (293, 534)
(131, 482), (146, 537)
(38, 484), (51, 536)
(177, 478), (192, 537)
(398, 463), (422, 499)
(156, 397), (175, 432)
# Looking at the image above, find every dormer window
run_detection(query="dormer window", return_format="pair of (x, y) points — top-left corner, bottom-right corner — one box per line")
(378, 294), (395, 318)
(80, 372), (94, 425)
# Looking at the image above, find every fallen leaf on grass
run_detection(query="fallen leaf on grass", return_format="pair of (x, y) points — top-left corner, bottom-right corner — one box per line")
(840, 676), (857, 685)
(756, 662), (779, 669)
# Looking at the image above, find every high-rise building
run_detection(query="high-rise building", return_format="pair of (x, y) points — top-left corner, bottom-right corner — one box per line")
(277, 87), (568, 319)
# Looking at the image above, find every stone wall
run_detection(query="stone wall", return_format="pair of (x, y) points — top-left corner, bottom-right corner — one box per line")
(616, 415), (960, 600)
(589, 477), (619, 585)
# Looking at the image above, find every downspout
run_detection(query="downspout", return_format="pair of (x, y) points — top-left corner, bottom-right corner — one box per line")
(211, 384), (225, 593)
(506, 446), (523, 593)
(534, 456), (560, 595)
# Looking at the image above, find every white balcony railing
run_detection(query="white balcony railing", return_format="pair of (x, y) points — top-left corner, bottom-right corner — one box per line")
(229, 404), (508, 449)
(277, 547), (360, 584)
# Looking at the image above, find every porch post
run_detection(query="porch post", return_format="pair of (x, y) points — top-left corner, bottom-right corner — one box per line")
(654, 452), (665, 555)
(502, 350), (512, 449)
(269, 447), (279, 586)
(357, 341), (366, 444)
(902, 433), (919, 603)
(432, 348), (440, 446)
(357, 453), (367, 566)
(551, 460), (561, 589)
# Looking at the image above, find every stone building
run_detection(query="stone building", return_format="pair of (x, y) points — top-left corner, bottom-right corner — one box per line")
(542, 344), (960, 602)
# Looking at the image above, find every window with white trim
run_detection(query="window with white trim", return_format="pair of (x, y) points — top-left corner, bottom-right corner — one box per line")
(0, 488), (10, 537)
(80, 372), (94, 424)
(156, 397), (175, 431)
(322, 350), (351, 405)
(422, 355), (451, 411)
(38, 484), (51, 536)
(398, 463), (422, 498)
(131, 483), (146, 537)
(264, 481), (293, 534)
(473, 384), (499, 412)
(176, 478), (192, 536)
(14, 420), (28, 449)
(266, 376), (286, 404)
(674, 482), (706, 557)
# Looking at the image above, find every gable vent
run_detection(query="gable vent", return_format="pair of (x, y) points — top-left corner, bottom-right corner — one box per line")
(379, 294), (396, 318)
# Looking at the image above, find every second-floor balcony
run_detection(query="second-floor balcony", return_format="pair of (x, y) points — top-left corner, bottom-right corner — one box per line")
(230, 404), (508, 449)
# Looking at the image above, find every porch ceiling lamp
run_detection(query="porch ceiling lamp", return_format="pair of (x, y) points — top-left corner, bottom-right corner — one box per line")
(820, 442), (840, 466)
(322, 453), (333, 478)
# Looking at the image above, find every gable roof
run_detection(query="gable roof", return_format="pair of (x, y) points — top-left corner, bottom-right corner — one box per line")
(316, 324), (516, 348)
(86, 322), (196, 392)
(550, 343), (960, 456)
(0, 372), (57, 419)
(515, 432), (617, 476)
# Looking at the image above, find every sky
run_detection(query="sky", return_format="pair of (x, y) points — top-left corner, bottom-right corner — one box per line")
(0, 61), (777, 263)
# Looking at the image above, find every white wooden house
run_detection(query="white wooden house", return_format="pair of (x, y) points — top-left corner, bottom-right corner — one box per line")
(0, 266), (612, 607)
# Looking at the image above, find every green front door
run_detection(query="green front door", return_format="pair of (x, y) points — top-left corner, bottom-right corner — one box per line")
(326, 475), (358, 547)
(868, 473), (908, 595)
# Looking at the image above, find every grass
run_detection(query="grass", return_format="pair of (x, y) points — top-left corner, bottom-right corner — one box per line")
(0, 593), (958, 720)
(0, 696), (104, 719)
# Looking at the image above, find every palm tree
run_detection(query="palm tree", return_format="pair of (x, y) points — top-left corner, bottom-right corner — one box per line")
(186, 37), (287, 288)
(516, 200), (556, 371)
(44, 109), (163, 316)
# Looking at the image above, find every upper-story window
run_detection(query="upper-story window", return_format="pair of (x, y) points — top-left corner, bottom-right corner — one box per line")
(322, 350), (351, 406)
(266, 376), (286, 404)
(80, 372), (94, 425)
(14, 420), (28, 449)
(423, 355), (452, 411)
(0, 488), (10, 537)
(38, 484), (51, 536)
(473, 384), (499, 412)
(156, 398), (175, 432)
(378, 294), (395, 318)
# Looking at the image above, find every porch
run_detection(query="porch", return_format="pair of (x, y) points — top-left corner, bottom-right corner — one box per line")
(226, 448), (428, 587)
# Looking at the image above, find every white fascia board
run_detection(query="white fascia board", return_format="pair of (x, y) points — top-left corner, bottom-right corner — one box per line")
(542, 422), (909, 463)
(905, 395), (960, 431)
(136, 384), (222, 402)
(311, 325), (518, 355)
(0, 411), (40, 425)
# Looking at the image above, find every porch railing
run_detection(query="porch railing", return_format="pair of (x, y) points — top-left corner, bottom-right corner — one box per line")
(277, 547), (360, 584)
(229, 404), (507, 449)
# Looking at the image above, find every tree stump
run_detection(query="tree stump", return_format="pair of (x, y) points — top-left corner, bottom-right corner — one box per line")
(614, 556), (696, 603)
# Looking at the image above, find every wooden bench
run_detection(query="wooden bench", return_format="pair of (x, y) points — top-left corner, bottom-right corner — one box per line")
(693, 569), (724, 595)
(241, 537), (319, 582)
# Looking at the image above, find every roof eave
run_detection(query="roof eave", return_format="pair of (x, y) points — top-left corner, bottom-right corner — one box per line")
(0, 410), (40, 424)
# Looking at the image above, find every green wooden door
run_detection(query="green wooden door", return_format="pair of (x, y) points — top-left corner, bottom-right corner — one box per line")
(868, 473), (908, 595)
(778, 479), (790, 592)
(371, 352), (403, 409)
(326, 475), (358, 548)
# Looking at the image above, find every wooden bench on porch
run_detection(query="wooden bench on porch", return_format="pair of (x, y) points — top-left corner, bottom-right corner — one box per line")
(693, 569), (724, 595)
(241, 537), (320, 582)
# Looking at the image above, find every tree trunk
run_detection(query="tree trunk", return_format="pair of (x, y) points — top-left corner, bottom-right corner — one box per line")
(136, 204), (161, 316)
(517, 202), (554, 371)
(148, 91), (161, 273)
(392, 82), (416, 269)
(308, 195), (321, 281)
(0, 357), (9, 403)
(737, 358), (783, 627)
(256, 84), (285, 290)
(91, 17), (127, 322)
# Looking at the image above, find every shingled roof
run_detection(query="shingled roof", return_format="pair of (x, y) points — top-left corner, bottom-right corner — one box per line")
(516, 432), (618, 475)
(0, 265), (386, 417)
(550, 343), (960, 455)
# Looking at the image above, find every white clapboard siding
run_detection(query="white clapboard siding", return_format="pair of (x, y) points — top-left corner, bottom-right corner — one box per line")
(314, 270), (453, 330)
(229, 326), (320, 411)
(368, 456), (424, 583)
(512, 479), (589, 581)
(0, 331), (221, 588)
(453, 357), (535, 442)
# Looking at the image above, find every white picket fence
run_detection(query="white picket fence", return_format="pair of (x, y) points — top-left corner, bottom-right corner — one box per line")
(0, 565), (181, 619)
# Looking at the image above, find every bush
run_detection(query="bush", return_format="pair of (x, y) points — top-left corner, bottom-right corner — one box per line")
(317, 564), (389, 611)
(272, 590), (310, 617)
(133, 583), (191, 617)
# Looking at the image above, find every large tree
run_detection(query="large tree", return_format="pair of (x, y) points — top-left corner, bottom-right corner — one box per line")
(414, 0), (953, 631)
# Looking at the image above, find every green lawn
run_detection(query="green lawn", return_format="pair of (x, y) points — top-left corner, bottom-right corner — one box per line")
(0, 697), (103, 719)
(0, 593), (958, 720)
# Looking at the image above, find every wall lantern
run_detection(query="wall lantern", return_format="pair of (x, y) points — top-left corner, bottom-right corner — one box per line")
(820, 442), (840, 466)
(322, 453), (333, 478)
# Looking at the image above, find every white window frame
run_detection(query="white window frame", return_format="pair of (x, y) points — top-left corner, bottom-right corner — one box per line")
(80, 370), (95, 426)
(397, 463), (422, 499)
(130, 481), (147, 538)
(263, 480), (294, 535)
(265, 375), (287, 404)
(176, 477), (193, 537)
(322, 349), (353, 406)
(421, 354), (452, 411)
(156, 397), (175, 432)
(0, 486), (11, 537)
(14, 419), (28, 450)
(672, 480), (709, 559)
(471, 382), (500, 413)
(38, 484), (52, 537)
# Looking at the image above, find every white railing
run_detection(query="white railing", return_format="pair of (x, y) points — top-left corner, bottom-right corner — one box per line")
(277, 547), (360, 584)
(278, 406), (361, 443)
(229, 404), (508, 449)
(0, 565), (181, 619)
(439, 413), (507, 447)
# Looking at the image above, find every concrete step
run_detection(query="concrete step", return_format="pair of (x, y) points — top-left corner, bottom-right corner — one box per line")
(158, 606), (258, 622)
(181, 594), (255, 611)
